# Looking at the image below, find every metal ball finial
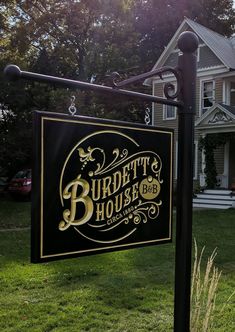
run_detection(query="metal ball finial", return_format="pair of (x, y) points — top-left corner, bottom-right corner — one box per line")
(178, 31), (199, 53)
(4, 64), (22, 81)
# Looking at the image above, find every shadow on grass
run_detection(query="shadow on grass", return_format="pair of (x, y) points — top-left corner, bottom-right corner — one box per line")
(1, 202), (234, 332)
(1, 202), (234, 290)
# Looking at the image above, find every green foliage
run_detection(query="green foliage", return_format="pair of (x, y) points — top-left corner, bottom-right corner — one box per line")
(201, 135), (218, 189)
(199, 133), (234, 189)
(1, 0), (235, 176)
(189, 0), (235, 36)
(131, 0), (235, 70)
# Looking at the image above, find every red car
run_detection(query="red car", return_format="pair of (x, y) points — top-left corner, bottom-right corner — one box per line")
(8, 169), (32, 198)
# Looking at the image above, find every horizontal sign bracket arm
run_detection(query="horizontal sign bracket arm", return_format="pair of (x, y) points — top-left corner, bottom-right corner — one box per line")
(114, 66), (180, 87)
(4, 64), (183, 107)
(113, 66), (182, 101)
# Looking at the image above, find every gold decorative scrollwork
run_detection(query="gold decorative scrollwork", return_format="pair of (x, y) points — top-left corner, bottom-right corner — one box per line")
(125, 201), (162, 225)
(151, 156), (163, 183)
(78, 147), (105, 172)
(78, 146), (129, 176)
(95, 148), (129, 175)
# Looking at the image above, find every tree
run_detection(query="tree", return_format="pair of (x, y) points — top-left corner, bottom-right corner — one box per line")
(8, 1), (104, 78)
(0, 1), (144, 176)
(189, 0), (235, 36)
(131, 0), (235, 70)
(0, 0), (234, 176)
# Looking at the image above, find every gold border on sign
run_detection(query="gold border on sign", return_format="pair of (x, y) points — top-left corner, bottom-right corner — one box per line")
(40, 115), (173, 259)
(40, 117), (44, 258)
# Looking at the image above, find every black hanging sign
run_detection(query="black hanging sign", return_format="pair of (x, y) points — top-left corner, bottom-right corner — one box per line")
(31, 111), (173, 263)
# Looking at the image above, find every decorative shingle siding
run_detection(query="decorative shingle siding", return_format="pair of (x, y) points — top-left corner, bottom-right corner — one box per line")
(162, 44), (222, 71)
(164, 52), (178, 67)
(164, 37), (204, 68)
(198, 45), (222, 69)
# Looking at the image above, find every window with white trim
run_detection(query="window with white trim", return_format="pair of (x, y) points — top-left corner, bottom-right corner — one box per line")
(163, 104), (176, 120)
(201, 80), (215, 115)
(230, 82), (235, 106)
(163, 83), (176, 120)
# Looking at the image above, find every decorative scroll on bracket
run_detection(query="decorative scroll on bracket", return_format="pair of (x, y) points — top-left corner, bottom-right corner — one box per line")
(109, 66), (182, 101)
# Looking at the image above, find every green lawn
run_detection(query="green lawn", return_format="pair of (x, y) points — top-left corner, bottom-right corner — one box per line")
(0, 198), (30, 229)
(0, 200), (234, 331)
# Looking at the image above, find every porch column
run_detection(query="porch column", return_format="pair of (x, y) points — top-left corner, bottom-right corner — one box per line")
(223, 141), (229, 188)
(200, 133), (206, 187)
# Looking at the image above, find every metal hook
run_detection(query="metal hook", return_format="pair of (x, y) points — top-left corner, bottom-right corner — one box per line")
(68, 95), (77, 116)
(145, 107), (151, 125)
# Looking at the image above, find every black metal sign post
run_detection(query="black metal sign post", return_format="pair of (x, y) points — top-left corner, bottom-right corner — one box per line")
(174, 32), (198, 331)
(4, 31), (198, 331)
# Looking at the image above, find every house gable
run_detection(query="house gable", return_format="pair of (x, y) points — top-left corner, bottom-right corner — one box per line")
(163, 43), (222, 69)
(144, 18), (235, 86)
(195, 103), (235, 133)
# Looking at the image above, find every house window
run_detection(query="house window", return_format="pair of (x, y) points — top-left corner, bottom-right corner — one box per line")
(164, 105), (176, 120)
(230, 82), (235, 106)
(163, 83), (176, 120)
(201, 80), (214, 115)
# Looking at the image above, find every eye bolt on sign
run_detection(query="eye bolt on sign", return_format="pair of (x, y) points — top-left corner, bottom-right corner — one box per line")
(31, 111), (173, 263)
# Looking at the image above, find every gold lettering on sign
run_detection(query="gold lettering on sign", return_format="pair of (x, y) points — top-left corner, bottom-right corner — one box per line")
(139, 176), (161, 200)
(59, 129), (165, 242)
(94, 181), (140, 221)
(90, 156), (150, 202)
(59, 175), (94, 231)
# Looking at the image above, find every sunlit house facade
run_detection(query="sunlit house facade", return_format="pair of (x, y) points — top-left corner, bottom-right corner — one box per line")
(145, 18), (235, 208)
